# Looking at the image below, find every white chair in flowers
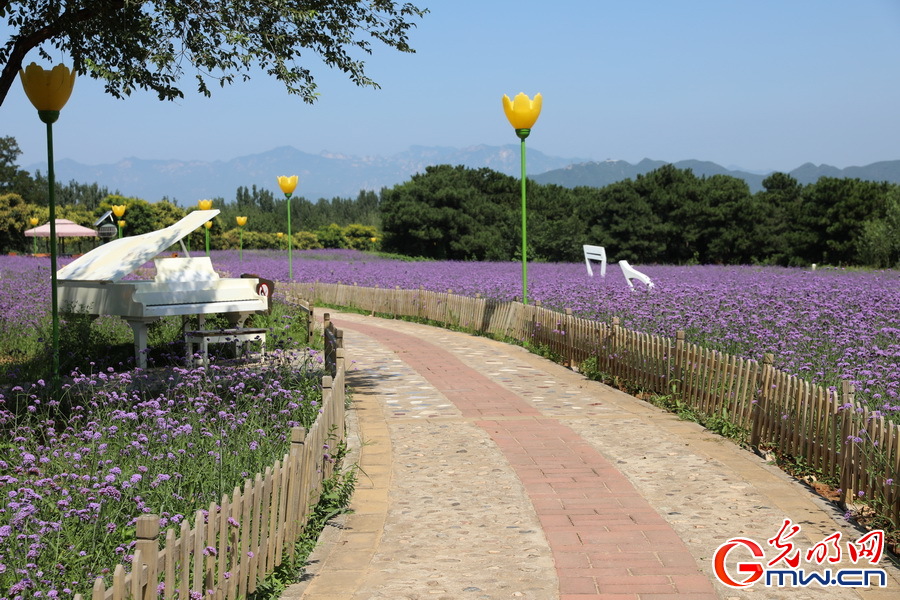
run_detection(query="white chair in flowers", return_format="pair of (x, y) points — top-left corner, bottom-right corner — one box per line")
(618, 260), (654, 291)
(583, 244), (607, 277)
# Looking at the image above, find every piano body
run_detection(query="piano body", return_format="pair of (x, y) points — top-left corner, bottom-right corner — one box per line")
(56, 209), (269, 369)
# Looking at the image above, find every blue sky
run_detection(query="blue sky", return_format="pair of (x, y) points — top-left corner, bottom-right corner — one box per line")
(4, 0), (900, 173)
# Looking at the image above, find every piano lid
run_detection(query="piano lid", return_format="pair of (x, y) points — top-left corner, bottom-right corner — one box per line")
(57, 209), (221, 282)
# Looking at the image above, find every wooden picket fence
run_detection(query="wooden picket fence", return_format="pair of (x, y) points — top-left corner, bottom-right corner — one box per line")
(75, 330), (346, 600)
(286, 282), (899, 528)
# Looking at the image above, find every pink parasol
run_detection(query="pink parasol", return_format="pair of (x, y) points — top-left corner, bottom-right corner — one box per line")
(25, 219), (98, 238)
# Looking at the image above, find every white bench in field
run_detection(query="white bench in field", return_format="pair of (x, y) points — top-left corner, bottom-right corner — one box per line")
(583, 244), (607, 277)
(618, 260), (654, 291)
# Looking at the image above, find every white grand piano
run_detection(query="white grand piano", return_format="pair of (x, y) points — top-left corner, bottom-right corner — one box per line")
(56, 209), (269, 369)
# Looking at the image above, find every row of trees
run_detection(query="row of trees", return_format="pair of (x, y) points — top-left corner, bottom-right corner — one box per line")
(0, 136), (381, 253)
(0, 189), (380, 254)
(3, 135), (899, 266)
(380, 164), (900, 267)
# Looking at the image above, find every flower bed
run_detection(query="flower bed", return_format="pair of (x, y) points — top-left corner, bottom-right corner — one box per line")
(0, 350), (325, 599)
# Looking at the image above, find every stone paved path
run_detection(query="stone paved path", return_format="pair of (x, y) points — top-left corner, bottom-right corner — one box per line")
(282, 312), (900, 600)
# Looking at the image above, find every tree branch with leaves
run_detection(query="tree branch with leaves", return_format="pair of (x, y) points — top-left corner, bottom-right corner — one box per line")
(0, 0), (427, 107)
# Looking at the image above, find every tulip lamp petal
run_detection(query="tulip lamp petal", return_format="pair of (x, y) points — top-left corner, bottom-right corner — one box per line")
(502, 92), (542, 130)
(278, 175), (299, 195)
(20, 63), (76, 112)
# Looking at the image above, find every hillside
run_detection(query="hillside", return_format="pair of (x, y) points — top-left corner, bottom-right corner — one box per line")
(26, 146), (900, 201)
(534, 159), (900, 193)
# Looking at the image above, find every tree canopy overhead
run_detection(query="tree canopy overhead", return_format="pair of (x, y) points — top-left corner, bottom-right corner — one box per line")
(0, 0), (427, 107)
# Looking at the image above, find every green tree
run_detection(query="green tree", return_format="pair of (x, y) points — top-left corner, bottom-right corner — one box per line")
(98, 195), (157, 236)
(527, 183), (583, 262)
(315, 223), (350, 249)
(750, 172), (807, 265)
(55, 180), (115, 212)
(343, 223), (379, 250)
(856, 187), (900, 268)
(631, 165), (708, 263)
(0, 136), (22, 188)
(293, 230), (321, 250)
(380, 165), (518, 260)
(0, 136), (37, 198)
(0, 192), (31, 252)
(799, 177), (892, 265)
(0, 1), (427, 107)
(700, 177), (758, 264)
(579, 181), (666, 263)
(150, 199), (186, 229)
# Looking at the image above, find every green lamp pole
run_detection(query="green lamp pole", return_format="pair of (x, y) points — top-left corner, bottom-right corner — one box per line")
(236, 216), (247, 262)
(20, 63), (76, 385)
(29, 218), (38, 254)
(278, 176), (299, 279)
(198, 200), (213, 256)
(502, 92), (543, 305)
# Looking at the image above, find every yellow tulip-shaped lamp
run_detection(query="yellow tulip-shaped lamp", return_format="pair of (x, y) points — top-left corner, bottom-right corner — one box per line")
(204, 220), (213, 255)
(20, 62), (77, 384)
(111, 204), (126, 238)
(502, 92), (542, 305)
(198, 200), (214, 255)
(236, 216), (248, 262)
(278, 175), (299, 279)
(29, 217), (39, 254)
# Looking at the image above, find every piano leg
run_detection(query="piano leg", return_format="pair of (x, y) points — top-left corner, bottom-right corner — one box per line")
(125, 318), (156, 370)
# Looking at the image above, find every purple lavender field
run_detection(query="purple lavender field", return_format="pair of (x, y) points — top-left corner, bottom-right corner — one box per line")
(231, 249), (900, 413)
(2, 249), (898, 411)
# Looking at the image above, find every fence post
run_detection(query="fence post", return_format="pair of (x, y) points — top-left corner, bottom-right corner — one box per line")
(134, 515), (159, 600)
(286, 426), (306, 558)
(750, 353), (775, 449)
(323, 313), (342, 378)
(444, 289), (452, 325)
(839, 381), (856, 507)
(564, 308), (573, 367)
(321, 375), (335, 478)
(334, 347), (347, 440)
(611, 317), (621, 379)
(673, 330), (685, 401)
(417, 286), (424, 320)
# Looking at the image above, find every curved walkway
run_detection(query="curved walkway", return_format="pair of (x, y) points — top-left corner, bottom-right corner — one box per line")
(284, 312), (899, 600)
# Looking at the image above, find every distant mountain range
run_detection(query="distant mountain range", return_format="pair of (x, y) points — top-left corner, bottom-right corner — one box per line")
(26, 145), (585, 204)
(26, 145), (900, 203)
(533, 158), (900, 193)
